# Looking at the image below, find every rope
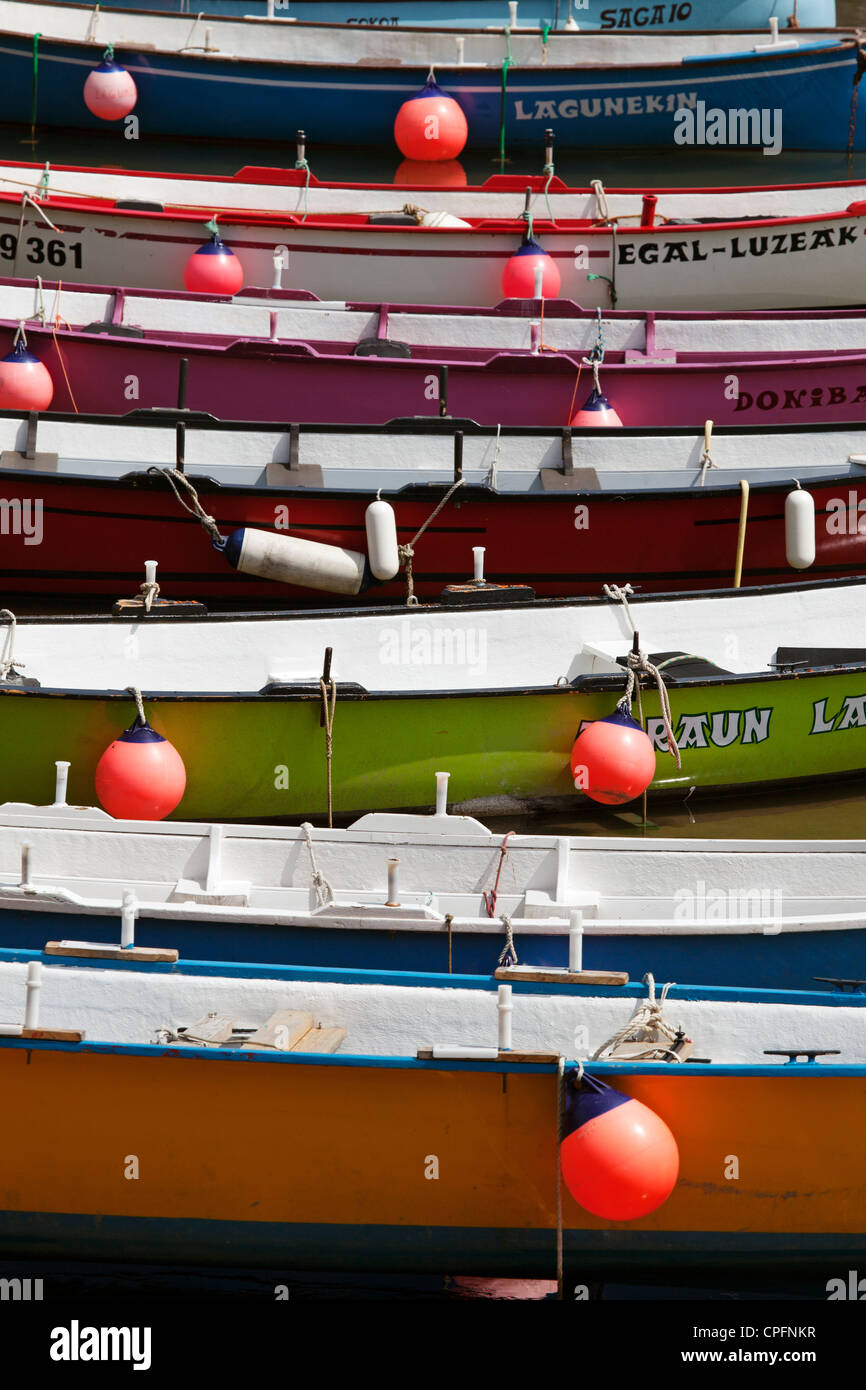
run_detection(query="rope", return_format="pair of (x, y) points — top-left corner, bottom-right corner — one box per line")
(294, 155), (311, 224)
(28, 33), (40, 147)
(602, 582), (682, 769)
(488, 423), (501, 488)
(125, 685), (146, 727)
(398, 475), (465, 606)
(498, 27), (513, 172)
(542, 157), (557, 226)
(149, 467), (225, 547)
(699, 419), (717, 486)
(483, 830), (516, 917)
(49, 283), (79, 414)
(496, 914), (518, 967)
(301, 821), (335, 907)
(138, 575), (160, 612)
(592, 973), (684, 1062)
(0, 609), (19, 681)
(319, 676), (336, 829)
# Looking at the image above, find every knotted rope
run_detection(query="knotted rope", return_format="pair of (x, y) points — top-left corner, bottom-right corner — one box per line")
(698, 419), (717, 486)
(138, 573), (160, 613)
(483, 830), (516, 917)
(319, 676), (336, 829)
(149, 467), (224, 548)
(602, 582), (682, 769)
(126, 685), (147, 727)
(301, 821), (335, 907)
(497, 913), (518, 967)
(592, 974), (684, 1062)
(398, 476), (465, 606)
(566, 307), (604, 422)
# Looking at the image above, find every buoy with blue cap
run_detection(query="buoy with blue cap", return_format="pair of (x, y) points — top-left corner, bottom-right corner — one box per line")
(94, 688), (186, 821)
(394, 70), (468, 162)
(501, 196), (561, 299)
(183, 218), (245, 296)
(83, 45), (138, 121)
(0, 330), (54, 412)
(571, 309), (622, 427)
(571, 702), (656, 806)
(560, 1067), (679, 1221)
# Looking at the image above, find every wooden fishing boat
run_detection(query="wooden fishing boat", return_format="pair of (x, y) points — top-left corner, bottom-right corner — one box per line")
(0, 6), (859, 152)
(2, 158), (866, 307)
(4, 578), (866, 817)
(3, 791), (866, 988)
(12, 279), (866, 427)
(79, 0), (838, 31)
(2, 411), (866, 602)
(0, 949), (862, 1273)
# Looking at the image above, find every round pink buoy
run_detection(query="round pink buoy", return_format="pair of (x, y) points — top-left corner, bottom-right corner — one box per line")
(183, 232), (245, 296)
(83, 58), (138, 121)
(571, 706), (656, 805)
(571, 387), (623, 428)
(394, 76), (468, 162)
(0, 341), (54, 412)
(501, 238), (561, 299)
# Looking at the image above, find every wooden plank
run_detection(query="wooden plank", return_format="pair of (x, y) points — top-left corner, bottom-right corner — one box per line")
(21, 1028), (84, 1042)
(494, 967), (629, 986)
(181, 1013), (235, 1046)
(292, 1026), (346, 1054)
(416, 1047), (560, 1064)
(45, 941), (179, 963)
(241, 1009), (313, 1051)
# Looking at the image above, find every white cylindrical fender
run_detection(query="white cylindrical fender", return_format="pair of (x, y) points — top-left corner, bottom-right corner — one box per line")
(364, 499), (400, 581)
(223, 528), (368, 595)
(785, 486), (816, 570)
(417, 211), (473, 230)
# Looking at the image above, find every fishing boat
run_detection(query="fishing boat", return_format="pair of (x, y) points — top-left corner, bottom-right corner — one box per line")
(78, 0), (839, 32)
(0, 7), (861, 151)
(3, 578), (866, 817)
(2, 158), (866, 307)
(3, 786), (866, 987)
(2, 410), (866, 602)
(0, 948), (862, 1273)
(12, 279), (866, 427)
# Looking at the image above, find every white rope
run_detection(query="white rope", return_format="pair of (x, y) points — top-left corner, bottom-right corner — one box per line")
(139, 578), (160, 613)
(301, 822), (335, 907)
(497, 914), (518, 966)
(0, 609), (19, 681)
(399, 475), (466, 607)
(488, 423), (501, 490)
(602, 582), (682, 769)
(126, 685), (146, 726)
(150, 467), (224, 547)
(698, 419), (717, 487)
(592, 973), (684, 1062)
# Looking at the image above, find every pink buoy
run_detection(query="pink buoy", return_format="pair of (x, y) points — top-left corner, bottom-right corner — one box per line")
(95, 708), (186, 821)
(571, 705), (656, 806)
(501, 238), (561, 299)
(83, 59), (138, 121)
(183, 232), (245, 296)
(0, 341), (54, 412)
(394, 76), (468, 162)
(571, 387), (623, 428)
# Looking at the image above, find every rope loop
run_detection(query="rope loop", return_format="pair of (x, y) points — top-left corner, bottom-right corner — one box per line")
(149, 466), (225, 548)
(397, 475), (465, 606)
(301, 821), (335, 907)
(602, 582), (682, 769)
(496, 913), (518, 967)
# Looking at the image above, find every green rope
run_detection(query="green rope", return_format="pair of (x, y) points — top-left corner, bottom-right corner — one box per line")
(543, 159), (556, 225)
(29, 33), (41, 147)
(294, 156), (310, 224)
(36, 161), (50, 198)
(204, 215), (220, 235)
(498, 26), (513, 173)
(104, 42), (115, 61)
(587, 224), (618, 307)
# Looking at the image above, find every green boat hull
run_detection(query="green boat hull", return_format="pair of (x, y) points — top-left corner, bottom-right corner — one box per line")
(2, 671), (865, 819)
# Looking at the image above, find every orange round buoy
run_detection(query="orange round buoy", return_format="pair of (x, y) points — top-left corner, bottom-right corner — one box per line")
(95, 709), (186, 821)
(500, 238), (561, 299)
(571, 387), (623, 428)
(83, 59), (138, 121)
(393, 158), (468, 188)
(0, 342), (54, 412)
(394, 77), (468, 162)
(571, 706), (656, 806)
(560, 1070), (679, 1221)
(183, 232), (245, 296)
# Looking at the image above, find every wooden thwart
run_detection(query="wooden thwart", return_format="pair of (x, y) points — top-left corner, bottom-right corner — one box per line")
(494, 966), (629, 986)
(21, 1027), (84, 1042)
(45, 941), (179, 964)
(241, 1009), (346, 1055)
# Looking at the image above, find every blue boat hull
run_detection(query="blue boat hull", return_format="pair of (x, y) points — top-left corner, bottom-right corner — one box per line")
(0, 32), (859, 148)
(4, 907), (864, 990)
(79, 0), (837, 31)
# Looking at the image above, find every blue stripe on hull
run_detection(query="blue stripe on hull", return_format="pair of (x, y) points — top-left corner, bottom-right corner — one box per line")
(3, 908), (864, 991)
(81, 1), (838, 31)
(0, 1211), (861, 1274)
(0, 35), (857, 147)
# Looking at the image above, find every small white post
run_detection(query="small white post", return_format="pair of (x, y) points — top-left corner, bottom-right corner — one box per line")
(272, 252), (284, 290)
(497, 983), (512, 1051)
(472, 546), (485, 582)
(435, 771), (450, 817)
(509, 0), (518, 26)
(455, 35), (465, 65)
(144, 560), (158, 588)
(121, 890), (137, 949)
(204, 25), (213, 49)
(768, 15), (779, 42)
(267, 0), (274, 14)
(569, 909), (583, 973)
(52, 761), (70, 808)
(205, 823), (223, 895)
(24, 960), (41, 1031)
(386, 858), (400, 907)
(533, 264), (543, 299)
(20, 843), (31, 888)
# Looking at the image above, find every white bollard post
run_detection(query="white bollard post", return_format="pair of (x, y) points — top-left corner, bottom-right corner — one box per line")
(121, 890), (137, 949)
(435, 771), (450, 817)
(52, 761), (71, 808)
(569, 909), (584, 972)
(24, 960), (41, 1031)
(768, 15), (779, 42)
(386, 858), (400, 907)
(272, 252), (284, 290)
(144, 560), (158, 589)
(498, 983), (513, 1050)
(509, 1), (518, 26)
(455, 35), (465, 64)
(473, 546), (485, 583)
(20, 843), (31, 888)
(533, 264), (543, 300)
